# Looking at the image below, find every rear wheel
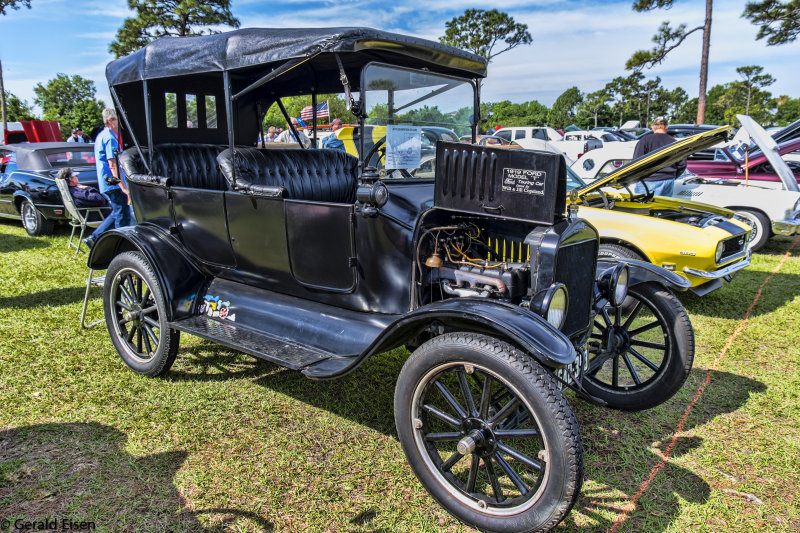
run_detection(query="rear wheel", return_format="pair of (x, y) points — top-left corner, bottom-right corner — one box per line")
(104, 251), (180, 376)
(20, 199), (54, 236)
(585, 283), (694, 410)
(395, 333), (583, 532)
(733, 209), (770, 252)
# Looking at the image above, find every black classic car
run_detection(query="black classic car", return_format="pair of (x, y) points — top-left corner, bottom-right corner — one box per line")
(89, 28), (694, 532)
(0, 142), (98, 235)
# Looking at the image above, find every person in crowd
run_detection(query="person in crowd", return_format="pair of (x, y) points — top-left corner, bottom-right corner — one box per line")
(276, 119), (311, 148)
(67, 128), (87, 143)
(632, 116), (684, 196)
(83, 108), (133, 249)
(264, 126), (278, 142)
(57, 167), (110, 220)
(321, 118), (345, 150)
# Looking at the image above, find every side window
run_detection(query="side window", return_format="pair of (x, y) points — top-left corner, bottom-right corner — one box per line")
(186, 94), (198, 128)
(165, 92), (219, 129)
(532, 129), (547, 140)
(495, 130), (511, 141)
(1, 152), (18, 174)
(205, 95), (218, 128)
(515, 130), (526, 140)
(165, 93), (179, 128)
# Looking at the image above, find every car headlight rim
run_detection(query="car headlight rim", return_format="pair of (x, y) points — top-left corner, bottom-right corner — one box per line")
(614, 265), (629, 306)
(715, 241), (725, 263)
(598, 263), (629, 306)
(531, 283), (569, 329)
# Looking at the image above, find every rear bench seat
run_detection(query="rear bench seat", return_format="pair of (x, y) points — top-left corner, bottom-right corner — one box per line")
(119, 143), (228, 191)
(217, 146), (359, 203)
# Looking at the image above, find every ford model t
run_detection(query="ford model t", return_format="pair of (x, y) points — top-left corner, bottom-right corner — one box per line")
(91, 28), (694, 532)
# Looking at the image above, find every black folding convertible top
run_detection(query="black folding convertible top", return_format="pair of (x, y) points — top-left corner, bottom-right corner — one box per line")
(106, 27), (488, 86)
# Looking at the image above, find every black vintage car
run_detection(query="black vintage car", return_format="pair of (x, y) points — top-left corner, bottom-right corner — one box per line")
(90, 28), (694, 532)
(0, 142), (98, 235)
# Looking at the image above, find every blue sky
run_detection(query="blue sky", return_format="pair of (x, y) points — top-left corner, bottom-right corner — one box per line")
(1, 0), (798, 119)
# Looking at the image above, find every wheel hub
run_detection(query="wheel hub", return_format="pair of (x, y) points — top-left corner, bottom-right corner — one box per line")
(460, 417), (497, 457)
(125, 302), (143, 326)
(606, 325), (630, 354)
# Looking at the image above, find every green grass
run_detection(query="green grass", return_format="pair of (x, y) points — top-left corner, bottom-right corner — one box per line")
(1, 220), (798, 532)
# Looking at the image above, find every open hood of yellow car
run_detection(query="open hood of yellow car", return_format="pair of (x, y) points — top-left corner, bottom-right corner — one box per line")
(575, 126), (733, 196)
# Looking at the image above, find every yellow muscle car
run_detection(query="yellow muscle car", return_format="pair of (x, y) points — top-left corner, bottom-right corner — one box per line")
(570, 126), (752, 296)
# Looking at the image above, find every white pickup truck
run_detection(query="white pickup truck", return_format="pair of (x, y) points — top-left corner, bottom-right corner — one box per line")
(494, 126), (605, 161)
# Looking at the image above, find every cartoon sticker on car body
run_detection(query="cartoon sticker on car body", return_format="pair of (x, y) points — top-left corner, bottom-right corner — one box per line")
(200, 294), (236, 322)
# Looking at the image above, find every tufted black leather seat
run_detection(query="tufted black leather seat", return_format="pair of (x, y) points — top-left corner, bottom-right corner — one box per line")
(217, 147), (359, 203)
(119, 144), (228, 191)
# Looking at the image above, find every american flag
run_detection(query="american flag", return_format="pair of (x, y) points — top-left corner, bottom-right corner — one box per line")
(300, 101), (330, 121)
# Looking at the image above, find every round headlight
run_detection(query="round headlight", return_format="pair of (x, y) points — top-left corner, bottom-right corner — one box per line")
(614, 265), (629, 306)
(530, 283), (569, 329)
(598, 263), (629, 306)
(546, 285), (568, 329)
(715, 241), (725, 263)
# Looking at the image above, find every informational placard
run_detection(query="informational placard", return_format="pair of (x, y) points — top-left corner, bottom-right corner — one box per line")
(501, 168), (546, 196)
(385, 125), (422, 169)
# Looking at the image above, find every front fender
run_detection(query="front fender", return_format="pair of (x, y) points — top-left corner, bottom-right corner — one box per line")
(87, 224), (210, 321)
(597, 258), (691, 292)
(370, 298), (576, 369)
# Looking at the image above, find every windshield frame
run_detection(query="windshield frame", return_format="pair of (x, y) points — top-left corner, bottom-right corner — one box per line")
(358, 61), (478, 167)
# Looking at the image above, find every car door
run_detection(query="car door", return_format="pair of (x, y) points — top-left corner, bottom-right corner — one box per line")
(225, 192), (357, 294)
(0, 150), (18, 216)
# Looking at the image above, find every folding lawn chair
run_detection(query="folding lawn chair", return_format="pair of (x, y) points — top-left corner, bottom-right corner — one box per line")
(80, 269), (106, 329)
(55, 178), (106, 254)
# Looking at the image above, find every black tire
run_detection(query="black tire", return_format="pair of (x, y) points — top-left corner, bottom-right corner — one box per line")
(733, 209), (770, 252)
(598, 243), (645, 262)
(20, 199), (54, 236)
(103, 251), (180, 377)
(585, 282), (694, 410)
(395, 333), (583, 533)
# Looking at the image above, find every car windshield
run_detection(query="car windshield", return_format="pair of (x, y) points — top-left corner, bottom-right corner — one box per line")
(363, 64), (475, 177)
(44, 147), (96, 167)
(566, 166), (587, 190)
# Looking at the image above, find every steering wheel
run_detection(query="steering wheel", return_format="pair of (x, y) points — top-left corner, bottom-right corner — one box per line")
(362, 135), (414, 179)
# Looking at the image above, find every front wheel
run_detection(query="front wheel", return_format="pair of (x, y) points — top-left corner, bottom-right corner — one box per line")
(585, 282), (694, 410)
(734, 209), (770, 252)
(395, 333), (583, 533)
(21, 199), (54, 236)
(103, 251), (180, 376)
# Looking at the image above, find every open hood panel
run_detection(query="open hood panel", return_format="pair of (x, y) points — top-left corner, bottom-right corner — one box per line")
(576, 126), (733, 195)
(737, 114), (799, 192)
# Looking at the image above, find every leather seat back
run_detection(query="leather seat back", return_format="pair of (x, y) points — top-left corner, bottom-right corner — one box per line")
(217, 147), (359, 203)
(119, 144), (228, 191)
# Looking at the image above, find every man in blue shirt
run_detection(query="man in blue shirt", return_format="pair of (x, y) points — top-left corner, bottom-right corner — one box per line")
(84, 108), (133, 249)
(321, 118), (345, 151)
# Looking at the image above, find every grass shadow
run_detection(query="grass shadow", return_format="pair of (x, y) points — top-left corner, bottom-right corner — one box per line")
(168, 344), (406, 437)
(684, 269), (800, 319)
(0, 231), (50, 253)
(565, 368), (766, 532)
(0, 422), (274, 532)
(0, 286), (88, 310)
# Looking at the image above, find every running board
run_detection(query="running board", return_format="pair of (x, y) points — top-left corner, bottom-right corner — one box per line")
(169, 315), (331, 370)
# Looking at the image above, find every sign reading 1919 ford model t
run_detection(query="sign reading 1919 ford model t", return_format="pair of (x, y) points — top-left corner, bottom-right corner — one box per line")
(90, 27), (695, 532)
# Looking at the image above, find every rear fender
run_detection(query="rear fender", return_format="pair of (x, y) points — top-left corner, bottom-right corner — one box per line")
(87, 225), (210, 321)
(597, 258), (691, 292)
(369, 299), (576, 369)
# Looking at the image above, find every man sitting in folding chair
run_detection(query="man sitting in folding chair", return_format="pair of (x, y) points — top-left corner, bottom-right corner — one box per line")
(56, 167), (109, 253)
